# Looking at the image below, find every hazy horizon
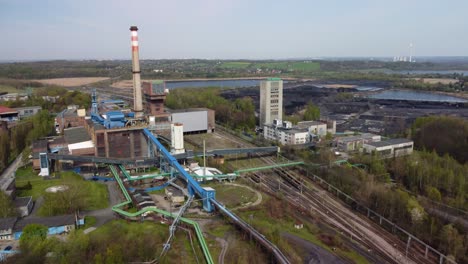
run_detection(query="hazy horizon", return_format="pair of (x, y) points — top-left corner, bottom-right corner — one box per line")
(1, 0), (468, 60)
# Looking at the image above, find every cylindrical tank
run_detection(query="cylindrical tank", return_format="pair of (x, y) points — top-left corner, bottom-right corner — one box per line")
(171, 123), (185, 154)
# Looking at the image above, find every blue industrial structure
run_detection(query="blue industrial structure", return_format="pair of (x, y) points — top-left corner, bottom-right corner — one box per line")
(91, 89), (132, 129)
(103, 111), (126, 129)
(143, 128), (216, 212)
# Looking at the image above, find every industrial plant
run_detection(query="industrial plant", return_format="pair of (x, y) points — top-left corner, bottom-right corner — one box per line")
(0, 22), (463, 264)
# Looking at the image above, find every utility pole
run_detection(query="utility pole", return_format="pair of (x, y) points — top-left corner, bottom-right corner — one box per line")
(203, 139), (206, 178)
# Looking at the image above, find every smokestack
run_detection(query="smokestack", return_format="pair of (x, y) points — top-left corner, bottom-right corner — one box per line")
(130, 26), (143, 118)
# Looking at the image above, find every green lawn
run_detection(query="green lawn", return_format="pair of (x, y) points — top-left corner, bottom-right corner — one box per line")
(219, 62), (251, 69)
(0, 84), (21, 93)
(255, 61), (320, 72)
(202, 182), (257, 208)
(15, 166), (109, 212)
(148, 188), (166, 195)
(81, 216), (97, 229)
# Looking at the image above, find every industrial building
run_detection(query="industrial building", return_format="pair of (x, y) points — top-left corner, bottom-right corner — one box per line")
(0, 214), (84, 241)
(63, 127), (95, 156)
(13, 215), (84, 240)
(363, 138), (414, 158)
(0, 217), (16, 240)
(0, 106), (18, 122)
(13, 106), (42, 119)
(334, 133), (381, 152)
(55, 105), (86, 134)
(0, 93), (28, 102)
(296, 120), (328, 137)
(260, 78), (283, 126)
(142, 80), (169, 118)
(170, 108), (215, 134)
(264, 119), (333, 145)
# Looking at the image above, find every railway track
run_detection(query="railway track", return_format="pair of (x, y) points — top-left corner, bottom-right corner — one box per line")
(251, 156), (440, 264)
(208, 129), (448, 263)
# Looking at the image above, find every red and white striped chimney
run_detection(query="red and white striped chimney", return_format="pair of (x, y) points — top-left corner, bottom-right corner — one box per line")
(130, 26), (143, 117)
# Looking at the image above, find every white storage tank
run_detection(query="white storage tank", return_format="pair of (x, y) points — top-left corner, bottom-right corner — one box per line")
(171, 123), (185, 154)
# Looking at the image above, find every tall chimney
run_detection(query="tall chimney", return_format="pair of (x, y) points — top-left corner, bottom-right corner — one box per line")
(130, 26), (143, 118)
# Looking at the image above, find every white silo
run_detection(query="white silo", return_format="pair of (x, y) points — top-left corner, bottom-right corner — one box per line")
(171, 123), (185, 154)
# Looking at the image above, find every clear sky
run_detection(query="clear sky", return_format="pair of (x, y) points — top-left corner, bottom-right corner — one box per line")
(1, 0), (467, 60)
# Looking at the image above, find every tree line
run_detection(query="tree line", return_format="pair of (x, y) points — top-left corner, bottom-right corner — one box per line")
(166, 87), (256, 131)
(3, 86), (91, 113)
(410, 115), (467, 164)
(0, 110), (54, 172)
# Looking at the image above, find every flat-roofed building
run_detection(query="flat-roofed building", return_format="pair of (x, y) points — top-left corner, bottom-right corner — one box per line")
(64, 127), (94, 156)
(264, 125), (310, 145)
(0, 217), (17, 240)
(297, 121), (328, 137)
(13, 106), (42, 119)
(0, 106), (18, 122)
(170, 108), (215, 134)
(363, 138), (413, 158)
(56, 108), (85, 134)
(335, 133), (381, 152)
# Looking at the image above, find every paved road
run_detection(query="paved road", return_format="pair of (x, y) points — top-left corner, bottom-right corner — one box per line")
(0, 152), (23, 191)
(282, 233), (347, 264)
(83, 181), (122, 227)
(30, 196), (44, 216)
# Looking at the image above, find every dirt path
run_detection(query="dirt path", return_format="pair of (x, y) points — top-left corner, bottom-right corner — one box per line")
(215, 237), (228, 264)
(224, 183), (263, 210)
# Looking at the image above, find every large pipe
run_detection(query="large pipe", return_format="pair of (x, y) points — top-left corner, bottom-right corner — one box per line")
(130, 26), (143, 117)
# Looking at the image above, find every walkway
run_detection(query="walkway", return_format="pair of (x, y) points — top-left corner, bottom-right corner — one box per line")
(225, 183), (263, 210)
(282, 233), (346, 264)
(83, 181), (121, 227)
(0, 152), (23, 192)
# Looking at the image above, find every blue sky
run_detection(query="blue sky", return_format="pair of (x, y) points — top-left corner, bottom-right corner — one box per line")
(1, 0), (467, 60)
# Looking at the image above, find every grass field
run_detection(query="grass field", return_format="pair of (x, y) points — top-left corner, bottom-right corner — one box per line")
(412, 78), (459, 85)
(219, 62), (251, 69)
(0, 84), (21, 93)
(203, 182), (257, 208)
(255, 61), (320, 72)
(15, 166), (109, 211)
(33, 77), (110, 87)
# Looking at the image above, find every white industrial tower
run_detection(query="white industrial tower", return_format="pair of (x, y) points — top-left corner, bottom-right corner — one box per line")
(260, 78), (283, 126)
